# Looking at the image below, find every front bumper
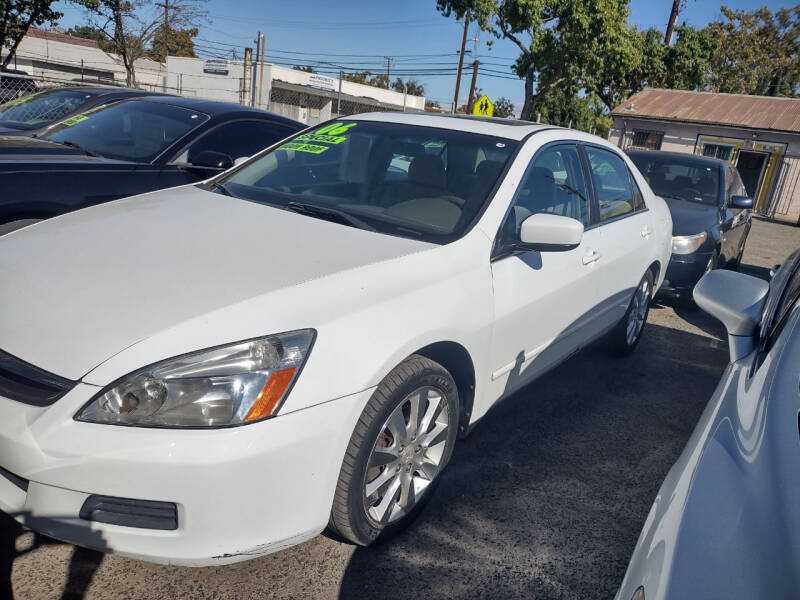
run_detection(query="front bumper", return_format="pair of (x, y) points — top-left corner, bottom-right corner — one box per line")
(658, 251), (713, 302)
(0, 383), (371, 565)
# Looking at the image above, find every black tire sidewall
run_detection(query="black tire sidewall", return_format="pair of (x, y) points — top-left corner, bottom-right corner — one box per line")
(614, 270), (654, 354)
(340, 360), (459, 545)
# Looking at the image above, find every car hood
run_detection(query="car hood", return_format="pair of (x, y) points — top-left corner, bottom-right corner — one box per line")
(0, 186), (435, 380)
(663, 197), (719, 237)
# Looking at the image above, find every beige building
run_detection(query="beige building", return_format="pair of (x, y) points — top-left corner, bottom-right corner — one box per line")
(610, 88), (800, 225)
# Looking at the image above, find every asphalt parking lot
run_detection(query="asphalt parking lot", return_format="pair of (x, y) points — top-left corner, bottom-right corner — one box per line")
(2, 217), (797, 600)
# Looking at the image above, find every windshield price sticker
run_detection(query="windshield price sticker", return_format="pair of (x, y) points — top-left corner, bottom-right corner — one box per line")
(280, 141), (329, 154)
(60, 114), (89, 127)
(280, 122), (358, 155)
(295, 133), (348, 144)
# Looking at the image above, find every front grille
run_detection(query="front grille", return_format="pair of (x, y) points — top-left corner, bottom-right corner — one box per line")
(0, 350), (75, 407)
(0, 464), (29, 492)
(79, 495), (178, 530)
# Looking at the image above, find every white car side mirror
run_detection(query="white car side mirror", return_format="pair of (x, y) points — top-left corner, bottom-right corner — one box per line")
(519, 213), (584, 249)
(694, 270), (769, 362)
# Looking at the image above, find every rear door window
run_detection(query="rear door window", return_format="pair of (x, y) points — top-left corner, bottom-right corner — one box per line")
(586, 146), (635, 221)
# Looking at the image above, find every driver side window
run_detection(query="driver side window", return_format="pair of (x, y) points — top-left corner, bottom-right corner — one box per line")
(498, 144), (589, 249)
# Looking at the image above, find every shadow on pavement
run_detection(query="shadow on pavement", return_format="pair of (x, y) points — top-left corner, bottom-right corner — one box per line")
(339, 321), (728, 600)
(1, 511), (106, 600)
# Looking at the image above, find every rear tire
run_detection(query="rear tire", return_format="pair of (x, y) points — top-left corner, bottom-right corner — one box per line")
(328, 355), (459, 546)
(609, 270), (654, 356)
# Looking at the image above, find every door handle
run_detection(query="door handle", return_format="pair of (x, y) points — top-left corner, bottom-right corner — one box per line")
(640, 226), (652, 238)
(582, 250), (601, 265)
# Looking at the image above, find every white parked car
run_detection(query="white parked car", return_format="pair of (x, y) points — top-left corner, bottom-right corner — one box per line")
(0, 113), (671, 565)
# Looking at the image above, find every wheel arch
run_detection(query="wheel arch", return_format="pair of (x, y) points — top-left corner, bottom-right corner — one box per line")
(647, 260), (662, 285)
(412, 341), (475, 439)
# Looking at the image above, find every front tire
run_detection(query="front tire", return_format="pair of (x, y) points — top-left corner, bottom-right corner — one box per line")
(609, 270), (654, 355)
(329, 355), (459, 546)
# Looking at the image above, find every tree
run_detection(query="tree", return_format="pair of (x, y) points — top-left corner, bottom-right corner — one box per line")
(590, 23), (716, 111)
(342, 70), (389, 89)
(706, 5), (800, 97)
(81, 0), (206, 87)
(67, 24), (117, 51)
(292, 65), (315, 73)
(493, 96), (514, 117)
(0, 0), (72, 69)
(437, 0), (636, 120)
(536, 87), (612, 135)
(391, 77), (425, 96)
(425, 99), (441, 109)
(146, 24), (197, 60)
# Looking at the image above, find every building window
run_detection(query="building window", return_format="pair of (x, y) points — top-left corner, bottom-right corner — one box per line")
(701, 143), (734, 161)
(631, 130), (664, 150)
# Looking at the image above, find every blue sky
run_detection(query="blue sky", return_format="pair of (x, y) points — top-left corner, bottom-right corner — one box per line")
(53, 0), (789, 108)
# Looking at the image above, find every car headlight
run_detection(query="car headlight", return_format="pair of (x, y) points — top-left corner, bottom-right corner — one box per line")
(76, 329), (315, 427)
(671, 231), (707, 255)
(631, 586), (645, 600)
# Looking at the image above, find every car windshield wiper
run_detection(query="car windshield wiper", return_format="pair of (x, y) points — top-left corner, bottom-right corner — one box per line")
(57, 139), (101, 158)
(285, 201), (376, 232)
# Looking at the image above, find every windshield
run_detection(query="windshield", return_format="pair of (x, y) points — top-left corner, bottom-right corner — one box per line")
(629, 154), (720, 205)
(43, 100), (209, 162)
(0, 89), (99, 131)
(217, 120), (518, 243)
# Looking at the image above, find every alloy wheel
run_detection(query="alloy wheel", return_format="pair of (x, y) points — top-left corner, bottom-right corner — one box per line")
(626, 278), (651, 346)
(363, 386), (450, 526)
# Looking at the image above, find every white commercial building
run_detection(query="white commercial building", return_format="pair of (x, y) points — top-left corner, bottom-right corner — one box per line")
(166, 57), (426, 125)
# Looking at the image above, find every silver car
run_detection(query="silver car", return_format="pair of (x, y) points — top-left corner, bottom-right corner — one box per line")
(616, 248), (800, 600)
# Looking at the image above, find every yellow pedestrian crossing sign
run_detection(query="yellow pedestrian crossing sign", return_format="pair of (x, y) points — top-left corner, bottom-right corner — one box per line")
(473, 95), (494, 117)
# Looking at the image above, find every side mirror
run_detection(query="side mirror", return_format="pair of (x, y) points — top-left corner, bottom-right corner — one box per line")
(518, 213), (584, 250)
(189, 150), (234, 171)
(729, 195), (753, 209)
(693, 270), (769, 362)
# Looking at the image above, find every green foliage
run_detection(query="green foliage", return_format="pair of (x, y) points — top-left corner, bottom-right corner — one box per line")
(343, 70), (389, 89)
(436, 0), (635, 120)
(0, 0), (78, 68)
(67, 24), (116, 52)
(536, 88), (612, 135)
(493, 96), (514, 117)
(706, 5), (800, 96)
(425, 99), (441, 109)
(391, 77), (425, 96)
(146, 25), (198, 61)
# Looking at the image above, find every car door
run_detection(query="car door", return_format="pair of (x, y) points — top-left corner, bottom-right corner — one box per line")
(584, 144), (655, 330)
(490, 143), (602, 396)
(159, 119), (300, 187)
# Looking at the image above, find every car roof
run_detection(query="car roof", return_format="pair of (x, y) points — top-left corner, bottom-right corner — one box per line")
(127, 95), (303, 127)
(626, 149), (729, 169)
(342, 112), (554, 140)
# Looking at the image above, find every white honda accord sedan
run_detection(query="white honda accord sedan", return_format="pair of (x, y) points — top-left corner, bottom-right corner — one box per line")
(0, 113), (671, 565)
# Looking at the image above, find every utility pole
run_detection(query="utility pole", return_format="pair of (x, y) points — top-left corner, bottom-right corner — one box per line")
(243, 47), (252, 105)
(155, 0), (170, 62)
(452, 10), (470, 114)
(467, 60), (479, 113)
(664, 0), (681, 45)
(337, 70), (343, 115)
(251, 32), (261, 107)
(384, 56), (392, 88)
(258, 33), (266, 107)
